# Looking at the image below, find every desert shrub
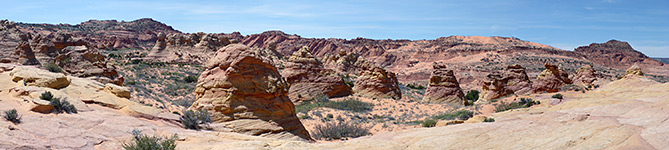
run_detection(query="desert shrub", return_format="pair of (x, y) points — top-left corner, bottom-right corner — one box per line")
(180, 109), (212, 130)
(494, 98), (538, 112)
(421, 119), (437, 127)
(3, 109), (21, 124)
(433, 110), (474, 120)
(551, 94), (564, 99)
(183, 75), (198, 83)
(406, 83), (425, 89)
(465, 90), (480, 105)
(312, 122), (370, 140)
(40, 91), (54, 101)
(44, 63), (62, 73)
(123, 129), (177, 150)
(345, 81), (354, 87)
(50, 98), (77, 114)
(295, 98), (373, 113)
(483, 118), (495, 122)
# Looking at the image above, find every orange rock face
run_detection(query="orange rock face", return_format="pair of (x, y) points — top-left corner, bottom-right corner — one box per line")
(189, 44), (311, 140)
(572, 64), (598, 87)
(353, 63), (402, 100)
(282, 46), (352, 103)
(422, 63), (465, 106)
(533, 62), (572, 93)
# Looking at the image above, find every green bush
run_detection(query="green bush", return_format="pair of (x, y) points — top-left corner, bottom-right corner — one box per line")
(494, 98), (538, 112)
(295, 98), (373, 113)
(433, 110), (474, 121)
(312, 122), (370, 140)
(483, 118), (495, 122)
(50, 98), (77, 114)
(44, 63), (62, 73)
(180, 109), (212, 130)
(123, 129), (177, 150)
(406, 83), (425, 89)
(3, 109), (21, 124)
(40, 91), (54, 101)
(465, 90), (480, 105)
(345, 81), (354, 87)
(421, 119), (437, 127)
(551, 94), (564, 99)
(183, 75), (198, 83)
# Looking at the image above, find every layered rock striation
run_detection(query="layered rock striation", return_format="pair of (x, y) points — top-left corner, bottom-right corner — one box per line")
(282, 46), (352, 103)
(422, 63), (465, 106)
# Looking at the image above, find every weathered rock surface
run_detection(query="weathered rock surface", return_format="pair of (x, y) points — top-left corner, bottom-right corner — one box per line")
(148, 32), (230, 63)
(189, 44), (311, 140)
(422, 63), (465, 106)
(54, 46), (124, 85)
(479, 64), (532, 102)
(623, 63), (644, 78)
(104, 83), (131, 98)
(353, 63), (402, 100)
(282, 46), (352, 103)
(9, 66), (70, 89)
(533, 62), (572, 93)
(572, 64), (598, 87)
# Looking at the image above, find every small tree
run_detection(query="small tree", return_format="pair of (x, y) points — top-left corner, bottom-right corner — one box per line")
(552, 94), (564, 100)
(465, 90), (480, 105)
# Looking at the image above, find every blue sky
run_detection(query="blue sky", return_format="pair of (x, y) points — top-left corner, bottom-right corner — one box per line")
(2, 0), (668, 57)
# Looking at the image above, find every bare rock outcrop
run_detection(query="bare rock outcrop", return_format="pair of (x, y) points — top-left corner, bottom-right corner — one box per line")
(422, 63), (465, 106)
(148, 32), (230, 63)
(282, 46), (352, 103)
(54, 46), (124, 85)
(623, 64), (644, 78)
(479, 64), (532, 102)
(353, 63), (402, 100)
(9, 66), (70, 89)
(572, 65), (598, 87)
(574, 40), (664, 68)
(189, 44), (311, 141)
(533, 62), (572, 93)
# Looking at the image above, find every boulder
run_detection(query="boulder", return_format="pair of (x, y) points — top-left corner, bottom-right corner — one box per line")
(189, 44), (312, 141)
(9, 66), (70, 89)
(479, 64), (532, 102)
(353, 63), (402, 100)
(623, 63), (644, 78)
(54, 46), (124, 85)
(282, 46), (352, 103)
(533, 62), (572, 93)
(103, 83), (131, 98)
(422, 63), (466, 106)
(572, 65), (598, 87)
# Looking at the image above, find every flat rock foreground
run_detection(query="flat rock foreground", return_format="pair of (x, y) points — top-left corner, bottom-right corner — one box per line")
(1, 63), (668, 149)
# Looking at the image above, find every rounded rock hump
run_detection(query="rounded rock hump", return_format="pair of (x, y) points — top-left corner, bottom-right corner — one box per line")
(623, 63), (644, 78)
(533, 62), (572, 93)
(422, 63), (466, 106)
(189, 44), (312, 141)
(282, 46), (352, 103)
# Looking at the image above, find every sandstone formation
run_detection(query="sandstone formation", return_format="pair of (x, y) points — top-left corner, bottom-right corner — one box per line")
(54, 46), (124, 85)
(479, 64), (532, 102)
(623, 63), (644, 78)
(572, 64), (598, 87)
(353, 63), (402, 100)
(282, 46), (352, 103)
(533, 62), (572, 93)
(9, 66), (70, 89)
(189, 44), (311, 140)
(148, 32), (230, 63)
(422, 63), (465, 106)
(574, 40), (664, 68)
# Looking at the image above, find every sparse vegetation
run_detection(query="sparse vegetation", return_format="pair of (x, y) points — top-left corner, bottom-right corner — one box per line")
(44, 63), (63, 73)
(123, 129), (177, 150)
(421, 119), (437, 127)
(465, 90), (480, 105)
(180, 109), (212, 130)
(494, 98), (539, 112)
(295, 98), (373, 113)
(40, 91), (54, 101)
(3, 109), (21, 124)
(432, 110), (474, 121)
(50, 97), (78, 114)
(406, 83), (426, 89)
(182, 75), (198, 83)
(483, 118), (495, 122)
(552, 94), (564, 99)
(312, 121), (370, 140)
